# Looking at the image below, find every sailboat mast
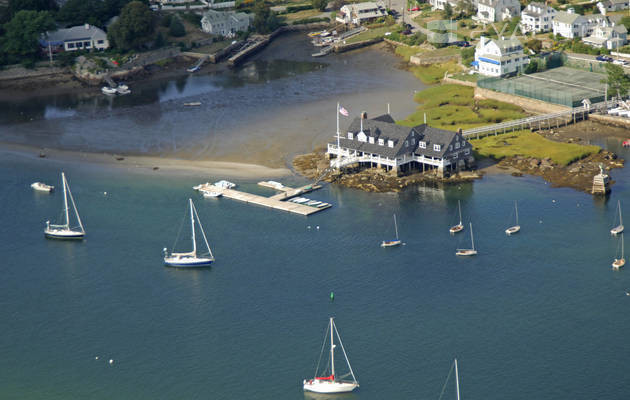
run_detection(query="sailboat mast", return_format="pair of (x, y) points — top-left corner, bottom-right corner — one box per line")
(189, 199), (196, 255)
(192, 201), (214, 259)
(470, 223), (475, 250)
(458, 200), (462, 225)
(62, 173), (70, 228)
(455, 358), (461, 400)
(619, 201), (623, 225)
(394, 214), (399, 240)
(330, 317), (335, 378)
(515, 201), (519, 225)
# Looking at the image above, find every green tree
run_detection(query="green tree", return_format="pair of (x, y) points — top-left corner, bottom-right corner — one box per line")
(454, 0), (474, 18)
(603, 63), (630, 98)
(443, 2), (453, 19)
(1, 10), (54, 63)
(525, 38), (542, 53)
(621, 16), (630, 31)
(107, 1), (154, 50)
(169, 16), (185, 37)
(524, 58), (538, 74)
(312, 0), (327, 11)
(7, 0), (56, 19)
(252, 0), (278, 33)
(57, 0), (107, 27)
(160, 13), (172, 27)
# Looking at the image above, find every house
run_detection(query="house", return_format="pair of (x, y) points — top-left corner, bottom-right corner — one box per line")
(40, 24), (109, 52)
(200, 10), (251, 37)
(475, 0), (520, 23)
(473, 36), (528, 76)
(429, 0), (461, 11)
(552, 9), (606, 38)
(596, 0), (629, 15)
(335, 1), (388, 24)
(326, 113), (474, 177)
(520, 2), (556, 33)
(582, 20), (627, 49)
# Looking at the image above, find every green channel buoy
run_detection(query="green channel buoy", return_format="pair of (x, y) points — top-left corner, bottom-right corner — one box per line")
(330, 292), (334, 301)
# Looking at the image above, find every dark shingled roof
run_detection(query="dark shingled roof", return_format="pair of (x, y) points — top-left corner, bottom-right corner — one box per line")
(330, 114), (471, 160)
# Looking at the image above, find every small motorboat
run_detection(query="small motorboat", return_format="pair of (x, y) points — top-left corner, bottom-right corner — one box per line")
(31, 182), (54, 192)
(116, 86), (131, 95)
(101, 86), (117, 95)
(316, 203), (329, 208)
(214, 180), (236, 189)
(202, 191), (222, 198)
(184, 102), (201, 107)
(187, 65), (200, 73)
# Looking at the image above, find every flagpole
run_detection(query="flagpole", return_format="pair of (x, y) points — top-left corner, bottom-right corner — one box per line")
(336, 102), (340, 163)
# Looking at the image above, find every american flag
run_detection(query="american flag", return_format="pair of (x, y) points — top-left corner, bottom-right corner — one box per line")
(339, 106), (349, 116)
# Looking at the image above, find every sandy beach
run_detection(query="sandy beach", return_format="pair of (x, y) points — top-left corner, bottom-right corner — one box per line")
(1, 142), (291, 179)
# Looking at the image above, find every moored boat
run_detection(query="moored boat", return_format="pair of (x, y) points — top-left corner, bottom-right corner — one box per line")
(505, 200), (520, 235)
(163, 199), (214, 268)
(44, 172), (85, 240)
(456, 223), (477, 256)
(450, 200), (464, 234)
(31, 182), (54, 192)
(101, 86), (117, 95)
(613, 233), (625, 269)
(381, 214), (402, 247)
(611, 200), (624, 235)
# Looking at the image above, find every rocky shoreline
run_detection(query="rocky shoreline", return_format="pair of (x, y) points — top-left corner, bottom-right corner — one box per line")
(293, 151), (482, 193)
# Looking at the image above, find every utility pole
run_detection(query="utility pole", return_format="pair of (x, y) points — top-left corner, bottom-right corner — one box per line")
(48, 42), (53, 66)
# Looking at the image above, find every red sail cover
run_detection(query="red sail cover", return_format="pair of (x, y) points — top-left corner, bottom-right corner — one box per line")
(316, 375), (334, 380)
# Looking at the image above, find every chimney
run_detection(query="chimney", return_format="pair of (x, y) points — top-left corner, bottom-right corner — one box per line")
(567, 7), (575, 13)
(84, 23), (90, 29)
(360, 111), (367, 119)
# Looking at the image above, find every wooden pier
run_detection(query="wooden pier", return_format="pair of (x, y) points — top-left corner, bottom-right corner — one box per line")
(196, 182), (330, 216)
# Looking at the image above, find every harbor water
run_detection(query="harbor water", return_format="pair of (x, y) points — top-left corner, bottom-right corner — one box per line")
(2, 33), (630, 400)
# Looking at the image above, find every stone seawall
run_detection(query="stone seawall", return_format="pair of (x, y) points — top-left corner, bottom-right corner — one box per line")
(590, 113), (630, 129)
(474, 87), (570, 114)
(0, 64), (67, 82)
(334, 37), (383, 53)
(443, 76), (476, 87)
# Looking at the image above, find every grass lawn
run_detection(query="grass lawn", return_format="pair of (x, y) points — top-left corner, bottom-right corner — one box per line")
(449, 72), (478, 82)
(397, 84), (527, 130)
(409, 60), (462, 84)
(345, 25), (401, 44)
(470, 131), (600, 166)
(395, 44), (425, 61)
(281, 8), (322, 22)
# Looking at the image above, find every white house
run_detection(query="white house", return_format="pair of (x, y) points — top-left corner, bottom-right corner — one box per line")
(40, 24), (109, 52)
(336, 1), (387, 24)
(473, 36), (529, 76)
(596, 0), (629, 15)
(583, 21), (627, 49)
(520, 2), (556, 33)
(327, 113), (474, 176)
(201, 10), (251, 37)
(429, 0), (461, 11)
(475, 0), (520, 23)
(552, 9), (606, 38)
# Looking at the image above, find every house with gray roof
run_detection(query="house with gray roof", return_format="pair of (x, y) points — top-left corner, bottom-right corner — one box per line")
(336, 1), (388, 24)
(596, 0), (629, 15)
(327, 112), (474, 176)
(520, 2), (556, 33)
(473, 36), (528, 76)
(40, 24), (109, 52)
(474, 0), (520, 23)
(582, 20), (627, 49)
(552, 9), (606, 38)
(201, 10), (251, 37)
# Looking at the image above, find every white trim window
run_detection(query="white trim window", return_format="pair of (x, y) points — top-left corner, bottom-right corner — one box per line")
(378, 138), (384, 146)
(434, 144), (441, 151)
(387, 140), (394, 148)
(419, 141), (426, 149)
(347, 132), (353, 140)
(369, 136), (374, 144)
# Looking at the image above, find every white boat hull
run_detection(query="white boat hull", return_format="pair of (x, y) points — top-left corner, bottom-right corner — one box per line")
(456, 249), (477, 256)
(450, 224), (464, 234)
(31, 182), (54, 192)
(303, 379), (358, 393)
(164, 255), (214, 267)
(202, 191), (222, 198)
(381, 240), (401, 247)
(613, 258), (625, 269)
(44, 228), (84, 240)
(611, 225), (624, 235)
(505, 225), (520, 235)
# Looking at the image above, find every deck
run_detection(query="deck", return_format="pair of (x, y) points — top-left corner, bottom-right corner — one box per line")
(196, 182), (330, 216)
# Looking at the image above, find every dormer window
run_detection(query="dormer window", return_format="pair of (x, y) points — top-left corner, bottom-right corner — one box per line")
(405, 140), (408, 147)
(369, 136), (374, 144)
(419, 141), (426, 149)
(455, 141), (460, 149)
(378, 138), (384, 146)
(434, 144), (441, 151)
(347, 132), (353, 140)
(388, 140), (394, 148)
(411, 138), (415, 145)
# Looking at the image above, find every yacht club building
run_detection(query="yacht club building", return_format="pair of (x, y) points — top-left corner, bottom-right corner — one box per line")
(327, 113), (474, 176)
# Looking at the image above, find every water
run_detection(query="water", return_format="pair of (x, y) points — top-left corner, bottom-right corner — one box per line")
(2, 32), (630, 400)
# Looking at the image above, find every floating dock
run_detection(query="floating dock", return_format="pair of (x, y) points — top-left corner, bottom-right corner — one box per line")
(196, 182), (331, 216)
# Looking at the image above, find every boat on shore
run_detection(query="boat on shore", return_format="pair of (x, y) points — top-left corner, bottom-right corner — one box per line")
(31, 182), (54, 192)
(163, 198), (214, 268)
(44, 172), (85, 240)
(303, 317), (359, 394)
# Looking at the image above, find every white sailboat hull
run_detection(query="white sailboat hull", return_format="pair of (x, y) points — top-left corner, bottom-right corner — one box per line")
(164, 255), (214, 267)
(611, 225), (624, 235)
(456, 249), (477, 256)
(44, 227), (84, 240)
(381, 240), (401, 247)
(612, 258), (625, 269)
(450, 224), (464, 234)
(303, 379), (358, 393)
(505, 225), (520, 235)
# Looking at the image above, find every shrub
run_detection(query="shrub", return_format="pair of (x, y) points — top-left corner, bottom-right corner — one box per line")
(169, 16), (186, 37)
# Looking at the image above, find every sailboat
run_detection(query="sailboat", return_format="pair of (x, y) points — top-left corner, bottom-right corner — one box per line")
(505, 200), (520, 235)
(381, 214), (402, 247)
(456, 223), (477, 256)
(163, 199), (214, 268)
(44, 172), (85, 240)
(611, 200), (624, 235)
(613, 233), (625, 269)
(450, 200), (464, 234)
(303, 317), (359, 394)
(440, 358), (461, 400)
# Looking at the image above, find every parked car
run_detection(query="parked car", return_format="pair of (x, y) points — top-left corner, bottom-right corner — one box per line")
(612, 59), (628, 66)
(410, 6), (420, 11)
(453, 41), (470, 47)
(596, 55), (613, 62)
